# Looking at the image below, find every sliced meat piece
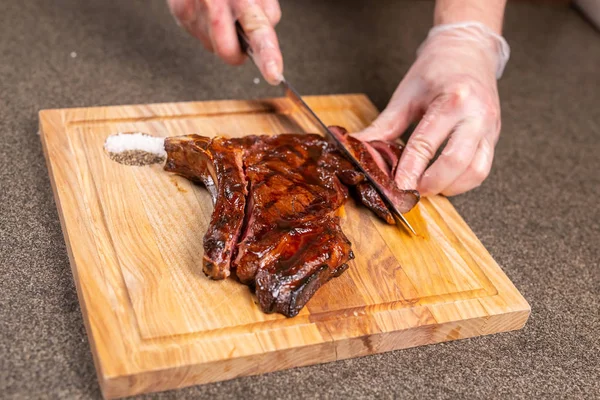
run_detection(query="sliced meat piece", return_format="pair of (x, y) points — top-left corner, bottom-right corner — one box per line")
(337, 169), (364, 186)
(319, 148), (365, 186)
(369, 140), (404, 177)
(362, 141), (392, 177)
(164, 135), (247, 280)
(328, 126), (420, 214)
(318, 145), (399, 222)
(355, 183), (395, 224)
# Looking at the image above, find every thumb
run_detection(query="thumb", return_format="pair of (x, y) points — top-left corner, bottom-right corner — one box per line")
(353, 80), (422, 142)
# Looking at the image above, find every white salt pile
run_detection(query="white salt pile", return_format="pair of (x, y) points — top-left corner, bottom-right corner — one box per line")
(104, 132), (166, 156)
(104, 132), (166, 166)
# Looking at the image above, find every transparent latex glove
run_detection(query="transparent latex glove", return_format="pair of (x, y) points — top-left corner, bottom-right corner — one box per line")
(354, 22), (510, 197)
(168, 0), (283, 84)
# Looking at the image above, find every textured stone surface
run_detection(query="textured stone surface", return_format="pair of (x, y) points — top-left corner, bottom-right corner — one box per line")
(1, 1), (598, 399)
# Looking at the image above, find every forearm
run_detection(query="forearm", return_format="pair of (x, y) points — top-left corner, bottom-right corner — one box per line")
(434, 0), (507, 33)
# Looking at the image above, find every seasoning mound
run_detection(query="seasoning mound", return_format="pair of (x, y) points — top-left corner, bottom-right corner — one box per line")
(104, 132), (166, 166)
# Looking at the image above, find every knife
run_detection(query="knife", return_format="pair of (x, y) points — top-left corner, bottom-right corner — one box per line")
(235, 22), (417, 235)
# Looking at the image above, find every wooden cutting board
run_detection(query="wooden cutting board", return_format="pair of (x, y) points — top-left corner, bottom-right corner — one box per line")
(39, 94), (530, 399)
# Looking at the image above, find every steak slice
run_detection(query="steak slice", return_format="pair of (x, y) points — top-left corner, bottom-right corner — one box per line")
(164, 128), (420, 317)
(355, 183), (395, 224)
(328, 126), (420, 215)
(165, 135), (248, 279)
(369, 140), (404, 177)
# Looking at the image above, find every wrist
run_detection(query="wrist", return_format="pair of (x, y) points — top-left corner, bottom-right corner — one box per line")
(418, 23), (511, 79)
(434, 0), (506, 34)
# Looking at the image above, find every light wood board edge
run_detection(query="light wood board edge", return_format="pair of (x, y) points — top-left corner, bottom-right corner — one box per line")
(99, 310), (528, 399)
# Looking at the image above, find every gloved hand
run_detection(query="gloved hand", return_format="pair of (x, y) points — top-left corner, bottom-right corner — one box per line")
(354, 22), (510, 197)
(167, 0), (283, 84)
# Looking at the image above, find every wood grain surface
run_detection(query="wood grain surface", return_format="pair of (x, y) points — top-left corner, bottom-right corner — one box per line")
(39, 94), (530, 399)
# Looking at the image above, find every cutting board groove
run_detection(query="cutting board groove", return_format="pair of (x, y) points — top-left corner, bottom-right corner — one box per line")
(39, 94), (529, 399)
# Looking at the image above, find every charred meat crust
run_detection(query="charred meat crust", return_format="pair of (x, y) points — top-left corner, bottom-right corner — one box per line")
(254, 216), (353, 317)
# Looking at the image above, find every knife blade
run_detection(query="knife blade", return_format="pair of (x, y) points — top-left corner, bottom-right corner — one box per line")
(235, 22), (417, 235)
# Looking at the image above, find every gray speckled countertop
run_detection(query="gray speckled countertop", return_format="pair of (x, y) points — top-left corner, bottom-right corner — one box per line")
(1, 1), (599, 399)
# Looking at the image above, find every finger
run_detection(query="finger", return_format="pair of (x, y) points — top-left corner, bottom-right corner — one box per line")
(207, 1), (246, 65)
(237, 3), (283, 84)
(168, 0), (214, 51)
(261, 0), (282, 26)
(353, 78), (423, 142)
(417, 117), (483, 196)
(167, 0), (197, 25)
(441, 137), (495, 196)
(190, 11), (215, 52)
(191, 14), (215, 52)
(393, 95), (462, 190)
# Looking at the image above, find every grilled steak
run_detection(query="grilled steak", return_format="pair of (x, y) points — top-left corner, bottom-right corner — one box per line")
(164, 128), (419, 317)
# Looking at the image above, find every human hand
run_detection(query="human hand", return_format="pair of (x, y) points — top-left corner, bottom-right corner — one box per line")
(354, 22), (510, 197)
(167, 0), (283, 84)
